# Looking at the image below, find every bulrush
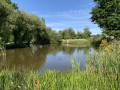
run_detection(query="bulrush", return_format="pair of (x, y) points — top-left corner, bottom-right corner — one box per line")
(33, 75), (40, 89)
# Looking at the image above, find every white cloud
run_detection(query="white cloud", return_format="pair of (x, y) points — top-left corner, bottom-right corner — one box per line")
(46, 20), (92, 27)
(39, 9), (91, 18)
(30, 9), (101, 35)
(56, 9), (90, 15)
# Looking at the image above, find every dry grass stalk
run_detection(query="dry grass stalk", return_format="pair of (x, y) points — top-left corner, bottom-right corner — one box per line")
(33, 75), (40, 89)
(37, 76), (40, 87)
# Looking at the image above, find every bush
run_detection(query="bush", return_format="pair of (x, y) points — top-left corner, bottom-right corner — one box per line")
(92, 34), (106, 47)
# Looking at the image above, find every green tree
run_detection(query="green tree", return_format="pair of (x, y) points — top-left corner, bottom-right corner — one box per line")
(68, 28), (76, 39)
(42, 17), (45, 23)
(83, 27), (91, 37)
(0, 0), (63, 46)
(45, 27), (62, 44)
(77, 31), (86, 39)
(60, 29), (71, 39)
(13, 10), (46, 45)
(0, 0), (18, 43)
(5, 0), (18, 10)
(60, 28), (76, 39)
(90, 0), (120, 38)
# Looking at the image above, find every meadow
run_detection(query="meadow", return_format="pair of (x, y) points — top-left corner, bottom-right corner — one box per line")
(62, 39), (90, 47)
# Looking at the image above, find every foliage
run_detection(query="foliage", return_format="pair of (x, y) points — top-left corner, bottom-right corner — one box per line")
(59, 27), (92, 39)
(0, 0), (62, 47)
(92, 34), (106, 47)
(71, 54), (80, 71)
(0, 39), (5, 61)
(0, 0), (91, 46)
(34, 27), (62, 44)
(86, 44), (120, 89)
(13, 10), (46, 46)
(5, 0), (18, 10)
(83, 27), (91, 37)
(0, 0), (14, 27)
(59, 28), (76, 39)
(90, 0), (120, 38)
(0, 0), (18, 43)
(76, 31), (87, 39)
(45, 27), (62, 44)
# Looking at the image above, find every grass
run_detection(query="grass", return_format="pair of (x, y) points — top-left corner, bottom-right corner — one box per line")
(62, 39), (90, 47)
(0, 40), (120, 90)
(0, 68), (119, 90)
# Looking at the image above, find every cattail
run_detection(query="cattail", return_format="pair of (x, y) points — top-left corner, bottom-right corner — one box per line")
(37, 76), (40, 87)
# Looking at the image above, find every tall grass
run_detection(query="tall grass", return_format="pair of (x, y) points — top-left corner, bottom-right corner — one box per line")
(71, 54), (81, 72)
(0, 43), (120, 90)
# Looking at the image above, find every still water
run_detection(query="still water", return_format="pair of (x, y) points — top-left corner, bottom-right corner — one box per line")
(2, 44), (94, 71)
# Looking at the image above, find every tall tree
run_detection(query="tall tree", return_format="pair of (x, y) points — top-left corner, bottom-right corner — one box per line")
(13, 10), (46, 45)
(60, 28), (76, 39)
(68, 28), (76, 39)
(90, 0), (120, 38)
(77, 31), (86, 39)
(0, 0), (18, 42)
(83, 27), (91, 37)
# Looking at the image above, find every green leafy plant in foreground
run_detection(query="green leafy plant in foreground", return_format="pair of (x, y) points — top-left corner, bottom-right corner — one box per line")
(71, 54), (80, 72)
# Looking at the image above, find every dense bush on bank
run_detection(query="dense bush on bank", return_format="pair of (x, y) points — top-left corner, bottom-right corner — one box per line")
(91, 34), (106, 47)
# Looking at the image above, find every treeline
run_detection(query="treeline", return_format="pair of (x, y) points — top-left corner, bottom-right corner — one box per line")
(0, 0), (62, 48)
(0, 0), (92, 48)
(59, 27), (91, 39)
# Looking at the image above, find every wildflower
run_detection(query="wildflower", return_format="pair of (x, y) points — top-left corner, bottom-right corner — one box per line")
(105, 44), (114, 51)
(100, 39), (107, 47)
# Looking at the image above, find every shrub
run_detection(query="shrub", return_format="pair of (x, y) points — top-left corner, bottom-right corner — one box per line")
(92, 34), (106, 47)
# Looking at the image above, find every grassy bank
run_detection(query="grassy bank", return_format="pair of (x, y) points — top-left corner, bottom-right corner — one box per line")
(0, 69), (119, 90)
(0, 42), (120, 90)
(62, 39), (90, 47)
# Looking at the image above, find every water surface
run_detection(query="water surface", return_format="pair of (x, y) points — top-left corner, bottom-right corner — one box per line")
(1, 44), (93, 71)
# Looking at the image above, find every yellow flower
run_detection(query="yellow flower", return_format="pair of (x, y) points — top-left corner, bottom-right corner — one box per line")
(100, 39), (108, 47)
(105, 44), (114, 51)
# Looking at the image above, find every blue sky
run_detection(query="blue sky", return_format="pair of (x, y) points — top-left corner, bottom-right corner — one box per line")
(11, 0), (102, 35)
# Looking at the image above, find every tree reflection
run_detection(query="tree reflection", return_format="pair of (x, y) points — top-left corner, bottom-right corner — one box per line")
(2, 44), (92, 71)
(6, 46), (47, 71)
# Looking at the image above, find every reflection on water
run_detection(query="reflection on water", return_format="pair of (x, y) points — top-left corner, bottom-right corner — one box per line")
(1, 44), (94, 71)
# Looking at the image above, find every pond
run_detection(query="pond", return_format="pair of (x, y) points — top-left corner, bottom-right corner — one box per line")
(1, 44), (94, 72)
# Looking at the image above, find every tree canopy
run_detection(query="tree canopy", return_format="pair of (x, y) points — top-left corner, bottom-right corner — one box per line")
(0, 0), (94, 48)
(0, 0), (62, 47)
(83, 27), (91, 37)
(59, 28), (76, 39)
(90, 0), (120, 38)
(59, 27), (91, 39)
